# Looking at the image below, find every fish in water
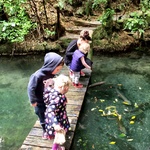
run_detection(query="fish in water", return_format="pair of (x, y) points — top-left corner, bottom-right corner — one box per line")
(89, 81), (105, 88)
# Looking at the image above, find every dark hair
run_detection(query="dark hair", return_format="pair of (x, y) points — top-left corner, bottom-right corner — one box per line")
(80, 31), (91, 41)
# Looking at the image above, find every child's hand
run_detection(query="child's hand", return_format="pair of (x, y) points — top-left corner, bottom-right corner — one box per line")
(31, 102), (37, 107)
(89, 66), (92, 70)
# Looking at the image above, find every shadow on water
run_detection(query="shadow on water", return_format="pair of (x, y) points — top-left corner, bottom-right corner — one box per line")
(71, 55), (150, 150)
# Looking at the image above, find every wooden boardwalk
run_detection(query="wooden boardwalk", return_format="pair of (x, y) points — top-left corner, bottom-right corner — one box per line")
(19, 66), (92, 150)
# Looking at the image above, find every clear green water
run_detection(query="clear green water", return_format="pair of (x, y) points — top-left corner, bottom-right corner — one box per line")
(71, 55), (150, 150)
(0, 55), (150, 150)
(0, 56), (44, 150)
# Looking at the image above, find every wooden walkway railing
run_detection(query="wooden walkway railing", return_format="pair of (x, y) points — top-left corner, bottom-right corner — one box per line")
(19, 66), (91, 150)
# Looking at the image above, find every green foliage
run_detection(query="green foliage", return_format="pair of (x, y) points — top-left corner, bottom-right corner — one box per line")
(123, 0), (150, 40)
(84, 0), (93, 16)
(0, 0), (34, 43)
(124, 12), (148, 39)
(57, 0), (66, 9)
(57, 0), (73, 9)
(92, 0), (107, 10)
(98, 8), (115, 42)
(44, 28), (55, 37)
(99, 8), (115, 27)
(140, 0), (150, 12)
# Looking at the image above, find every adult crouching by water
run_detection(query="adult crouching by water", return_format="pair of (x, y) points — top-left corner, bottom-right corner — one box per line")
(64, 30), (93, 77)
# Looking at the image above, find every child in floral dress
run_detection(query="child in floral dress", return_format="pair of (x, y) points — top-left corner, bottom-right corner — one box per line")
(44, 74), (71, 150)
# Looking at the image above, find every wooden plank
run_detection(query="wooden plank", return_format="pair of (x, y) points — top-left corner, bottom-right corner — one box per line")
(23, 135), (53, 148)
(33, 120), (77, 130)
(20, 145), (50, 150)
(20, 68), (91, 150)
(29, 128), (43, 137)
(67, 104), (81, 112)
(20, 131), (74, 150)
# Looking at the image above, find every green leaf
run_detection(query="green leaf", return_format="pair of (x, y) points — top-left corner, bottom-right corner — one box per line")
(119, 133), (126, 138)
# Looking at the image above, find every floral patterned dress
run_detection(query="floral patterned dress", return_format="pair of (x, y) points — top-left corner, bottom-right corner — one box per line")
(44, 87), (70, 137)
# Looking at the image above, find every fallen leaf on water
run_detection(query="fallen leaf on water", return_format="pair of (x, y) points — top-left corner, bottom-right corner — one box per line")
(119, 133), (126, 137)
(131, 116), (136, 120)
(130, 121), (134, 124)
(109, 141), (116, 144)
(115, 98), (118, 102)
(91, 108), (96, 111)
(99, 109), (103, 112)
(127, 139), (133, 141)
(92, 144), (95, 149)
(112, 113), (117, 117)
(123, 101), (131, 105)
(100, 99), (105, 102)
(134, 103), (138, 108)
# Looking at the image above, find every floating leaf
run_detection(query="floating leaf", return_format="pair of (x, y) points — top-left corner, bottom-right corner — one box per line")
(112, 113), (117, 117)
(127, 139), (133, 141)
(117, 84), (122, 86)
(115, 99), (118, 102)
(91, 108), (96, 111)
(107, 110), (111, 115)
(109, 141), (116, 144)
(118, 114), (122, 120)
(100, 99), (105, 102)
(101, 111), (106, 116)
(123, 101), (131, 105)
(105, 106), (116, 110)
(124, 108), (128, 112)
(130, 121), (134, 124)
(99, 109), (104, 112)
(119, 133), (126, 137)
(134, 103), (138, 108)
(131, 116), (136, 120)
(92, 144), (95, 149)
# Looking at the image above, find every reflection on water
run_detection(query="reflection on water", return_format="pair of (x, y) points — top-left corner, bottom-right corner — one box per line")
(0, 55), (150, 150)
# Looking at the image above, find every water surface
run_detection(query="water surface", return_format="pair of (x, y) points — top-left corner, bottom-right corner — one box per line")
(71, 55), (150, 150)
(0, 54), (150, 150)
(0, 56), (44, 150)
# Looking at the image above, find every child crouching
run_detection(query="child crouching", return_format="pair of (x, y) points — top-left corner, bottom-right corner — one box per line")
(70, 42), (92, 88)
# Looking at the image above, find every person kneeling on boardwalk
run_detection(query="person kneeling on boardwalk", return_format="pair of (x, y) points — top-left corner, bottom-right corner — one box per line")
(44, 74), (71, 150)
(64, 30), (93, 77)
(70, 42), (92, 88)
